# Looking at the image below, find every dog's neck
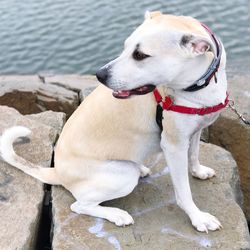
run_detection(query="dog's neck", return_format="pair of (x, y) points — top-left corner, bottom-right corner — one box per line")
(162, 51), (228, 108)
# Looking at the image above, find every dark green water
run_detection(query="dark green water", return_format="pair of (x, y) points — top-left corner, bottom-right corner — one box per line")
(0, 0), (249, 74)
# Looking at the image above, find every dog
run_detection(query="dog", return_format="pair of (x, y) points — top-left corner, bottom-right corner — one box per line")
(0, 11), (228, 233)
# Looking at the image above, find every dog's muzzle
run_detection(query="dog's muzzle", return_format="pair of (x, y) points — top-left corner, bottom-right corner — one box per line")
(96, 67), (109, 85)
(96, 65), (155, 99)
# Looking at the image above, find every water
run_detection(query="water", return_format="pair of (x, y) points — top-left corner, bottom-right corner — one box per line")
(0, 0), (249, 75)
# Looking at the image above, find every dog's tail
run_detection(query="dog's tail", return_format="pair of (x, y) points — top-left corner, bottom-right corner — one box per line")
(0, 126), (61, 185)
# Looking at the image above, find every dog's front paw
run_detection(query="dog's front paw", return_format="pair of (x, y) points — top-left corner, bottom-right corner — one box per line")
(191, 211), (222, 233)
(191, 165), (215, 180)
(108, 208), (134, 227)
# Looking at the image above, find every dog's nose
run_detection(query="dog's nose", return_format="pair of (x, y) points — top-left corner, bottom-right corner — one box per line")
(96, 67), (109, 85)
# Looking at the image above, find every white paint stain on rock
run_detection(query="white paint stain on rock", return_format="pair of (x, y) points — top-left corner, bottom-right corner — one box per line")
(244, 91), (250, 98)
(108, 236), (122, 250)
(161, 226), (212, 248)
(88, 218), (107, 238)
(88, 218), (122, 250)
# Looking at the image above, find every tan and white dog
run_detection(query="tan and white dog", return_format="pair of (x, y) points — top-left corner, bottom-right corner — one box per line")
(0, 11), (228, 233)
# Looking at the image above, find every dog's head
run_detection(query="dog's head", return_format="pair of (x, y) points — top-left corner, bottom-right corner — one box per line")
(96, 11), (221, 99)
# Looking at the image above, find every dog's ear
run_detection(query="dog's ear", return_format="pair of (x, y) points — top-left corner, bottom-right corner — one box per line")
(144, 11), (162, 20)
(180, 34), (213, 56)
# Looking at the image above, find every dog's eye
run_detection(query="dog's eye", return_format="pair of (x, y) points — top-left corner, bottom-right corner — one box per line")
(132, 49), (150, 61)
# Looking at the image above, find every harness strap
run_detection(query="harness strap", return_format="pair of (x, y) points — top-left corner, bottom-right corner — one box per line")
(153, 90), (164, 130)
(153, 89), (228, 129)
(153, 88), (162, 103)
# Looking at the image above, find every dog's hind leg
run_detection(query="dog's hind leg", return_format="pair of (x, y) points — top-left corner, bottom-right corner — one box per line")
(188, 130), (215, 180)
(68, 160), (141, 226)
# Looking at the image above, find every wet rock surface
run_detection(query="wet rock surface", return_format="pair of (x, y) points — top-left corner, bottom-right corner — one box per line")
(209, 73), (250, 220)
(0, 106), (64, 250)
(52, 143), (250, 250)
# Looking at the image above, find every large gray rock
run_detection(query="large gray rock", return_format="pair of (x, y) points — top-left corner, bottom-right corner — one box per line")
(41, 74), (99, 102)
(0, 106), (64, 250)
(26, 110), (66, 135)
(0, 75), (79, 119)
(209, 73), (250, 220)
(52, 143), (250, 250)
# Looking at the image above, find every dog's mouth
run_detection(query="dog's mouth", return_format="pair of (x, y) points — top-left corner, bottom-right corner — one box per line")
(112, 84), (156, 99)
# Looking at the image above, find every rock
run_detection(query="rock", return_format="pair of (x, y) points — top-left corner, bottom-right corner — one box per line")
(26, 110), (66, 134)
(0, 106), (64, 250)
(42, 74), (99, 102)
(0, 75), (79, 119)
(52, 143), (250, 250)
(201, 128), (209, 142)
(1, 74), (249, 249)
(209, 73), (250, 220)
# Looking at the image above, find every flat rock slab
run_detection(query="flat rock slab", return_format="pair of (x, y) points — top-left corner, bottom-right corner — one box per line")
(42, 74), (99, 101)
(0, 106), (64, 250)
(209, 73), (250, 219)
(52, 143), (250, 250)
(0, 75), (79, 119)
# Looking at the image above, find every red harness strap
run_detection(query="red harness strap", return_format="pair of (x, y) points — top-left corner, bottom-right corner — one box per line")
(153, 89), (229, 115)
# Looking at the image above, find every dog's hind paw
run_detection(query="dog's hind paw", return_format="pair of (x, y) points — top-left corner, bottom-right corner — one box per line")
(191, 165), (215, 180)
(108, 208), (134, 227)
(139, 165), (151, 177)
(191, 211), (222, 233)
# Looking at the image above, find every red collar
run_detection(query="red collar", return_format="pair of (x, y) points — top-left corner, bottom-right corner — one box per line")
(153, 89), (229, 115)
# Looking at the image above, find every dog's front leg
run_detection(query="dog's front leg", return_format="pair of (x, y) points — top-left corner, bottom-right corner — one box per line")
(160, 132), (222, 233)
(188, 130), (216, 180)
